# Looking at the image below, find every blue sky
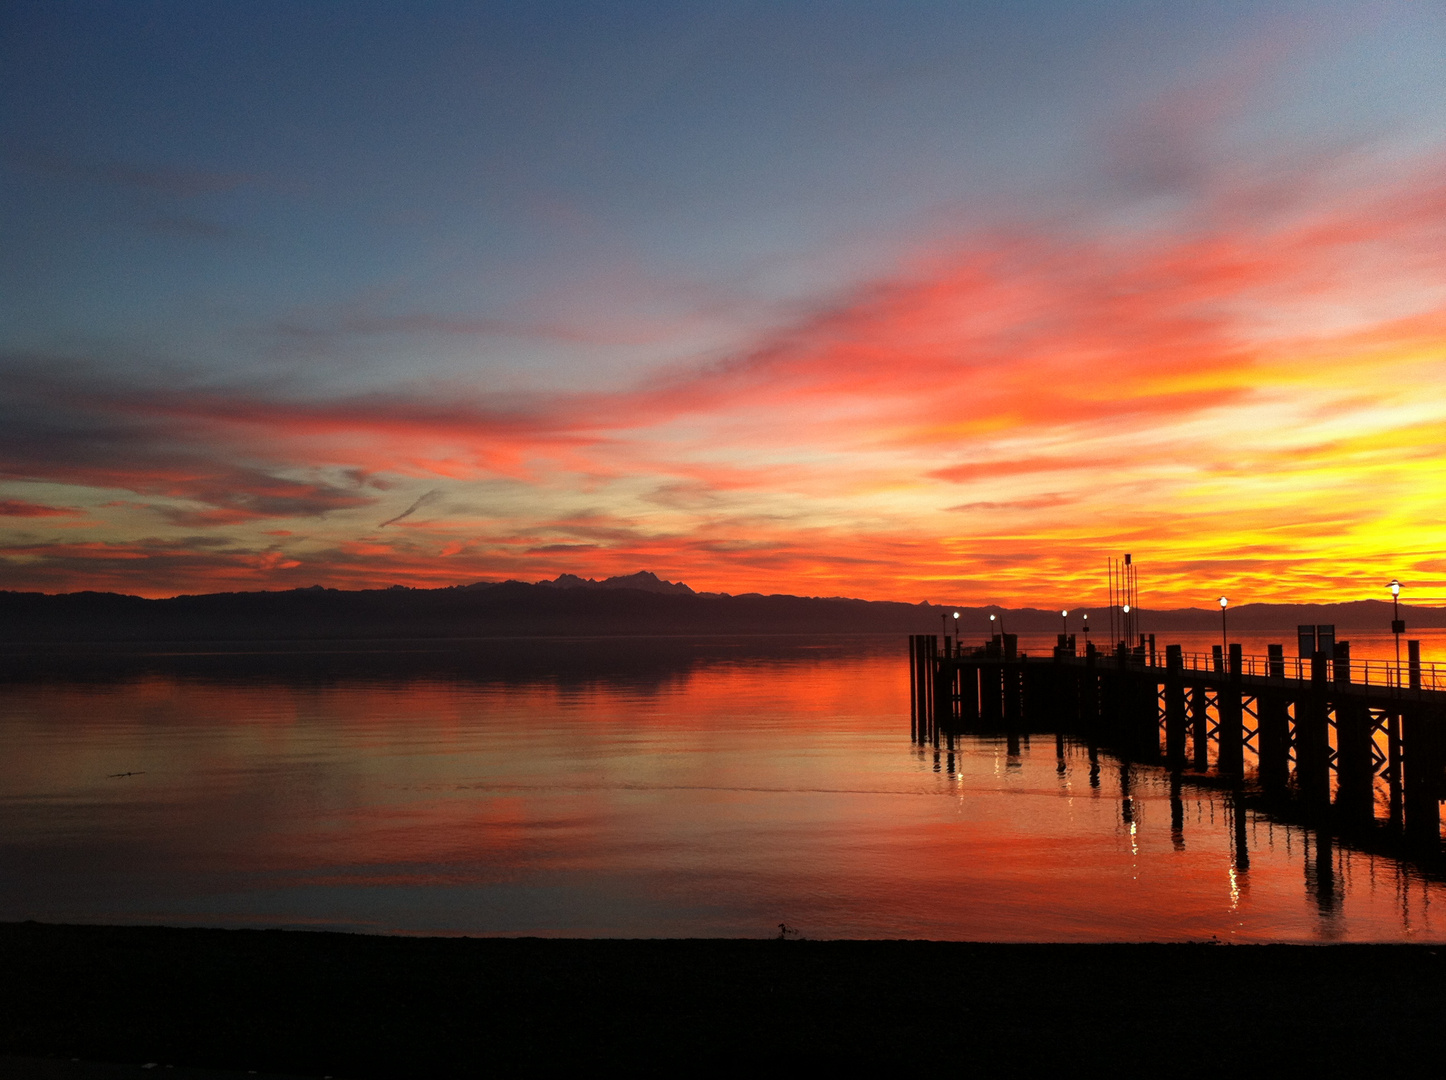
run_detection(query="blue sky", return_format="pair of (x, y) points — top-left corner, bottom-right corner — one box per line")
(3, 2), (1446, 601)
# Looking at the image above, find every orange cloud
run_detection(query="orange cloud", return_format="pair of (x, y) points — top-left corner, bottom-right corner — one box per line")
(4, 149), (1446, 605)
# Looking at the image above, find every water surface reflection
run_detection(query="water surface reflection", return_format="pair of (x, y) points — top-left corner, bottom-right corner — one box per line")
(2, 637), (1443, 940)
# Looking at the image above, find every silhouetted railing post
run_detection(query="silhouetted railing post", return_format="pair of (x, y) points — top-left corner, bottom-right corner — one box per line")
(1408, 640), (1422, 691)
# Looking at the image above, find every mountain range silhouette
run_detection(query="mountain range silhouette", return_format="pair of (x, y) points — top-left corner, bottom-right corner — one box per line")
(2, 573), (1442, 643)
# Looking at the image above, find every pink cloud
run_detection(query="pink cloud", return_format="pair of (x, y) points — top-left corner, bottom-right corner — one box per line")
(0, 500), (84, 518)
(4, 147), (1446, 603)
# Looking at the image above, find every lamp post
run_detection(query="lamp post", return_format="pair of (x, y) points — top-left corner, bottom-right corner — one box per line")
(1122, 603), (1131, 648)
(1219, 596), (1228, 655)
(989, 612), (998, 639)
(1082, 612), (1089, 651)
(1060, 609), (1068, 637)
(1390, 579), (1403, 684)
(953, 610), (961, 645)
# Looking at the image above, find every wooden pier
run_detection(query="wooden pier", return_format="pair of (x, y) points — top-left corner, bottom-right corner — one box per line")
(909, 633), (1446, 849)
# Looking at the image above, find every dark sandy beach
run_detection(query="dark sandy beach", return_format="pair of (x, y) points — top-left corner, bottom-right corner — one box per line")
(2, 922), (1443, 1076)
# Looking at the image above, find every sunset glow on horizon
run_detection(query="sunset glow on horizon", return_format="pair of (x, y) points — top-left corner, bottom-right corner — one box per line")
(4, 3), (1445, 607)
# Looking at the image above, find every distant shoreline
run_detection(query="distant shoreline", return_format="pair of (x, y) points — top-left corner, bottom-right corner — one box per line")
(5, 580), (1443, 642)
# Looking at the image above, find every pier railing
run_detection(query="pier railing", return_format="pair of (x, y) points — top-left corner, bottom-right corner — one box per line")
(1173, 651), (1445, 691)
(1100, 650), (1445, 693)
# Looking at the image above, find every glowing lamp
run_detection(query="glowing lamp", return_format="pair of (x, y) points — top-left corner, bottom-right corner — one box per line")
(1219, 596), (1228, 609)
(1390, 579), (1401, 597)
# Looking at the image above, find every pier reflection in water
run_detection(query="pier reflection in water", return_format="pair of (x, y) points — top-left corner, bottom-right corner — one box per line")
(2, 635), (1444, 940)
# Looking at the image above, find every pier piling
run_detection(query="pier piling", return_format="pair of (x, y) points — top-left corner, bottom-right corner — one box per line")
(1164, 645), (1186, 767)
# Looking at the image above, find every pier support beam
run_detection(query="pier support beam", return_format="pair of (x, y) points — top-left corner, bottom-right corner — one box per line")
(1258, 645), (1290, 793)
(1002, 634), (1021, 725)
(1217, 644), (1244, 775)
(932, 653), (950, 745)
(908, 636), (920, 740)
(916, 636), (937, 743)
(959, 661), (980, 726)
(1164, 645), (1186, 767)
(1388, 707), (1403, 826)
(1297, 653), (1332, 814)
(981, 663), (1002, 727)
(1333, 643), (1374, 826)
(1404, 705), (1442, 848)
(1190, 684), (1208, 770)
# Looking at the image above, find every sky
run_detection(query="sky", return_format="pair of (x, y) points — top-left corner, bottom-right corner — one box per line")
(2, 1), (1445, 607)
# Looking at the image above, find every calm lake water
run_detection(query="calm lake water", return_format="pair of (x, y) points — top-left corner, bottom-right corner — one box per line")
(5, 633), (1446, 941)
